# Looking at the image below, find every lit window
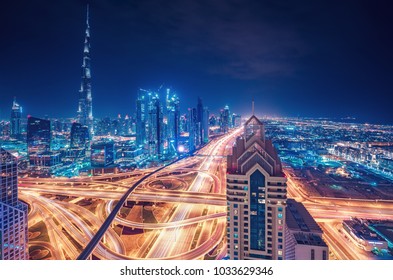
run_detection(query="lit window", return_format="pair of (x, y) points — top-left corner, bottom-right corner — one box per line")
(278, 250), (282, 256)
(278, 213), (283, 218)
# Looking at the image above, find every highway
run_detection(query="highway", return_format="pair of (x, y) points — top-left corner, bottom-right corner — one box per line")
(285, 168), (393, 260)
(20, 129), (241, 260)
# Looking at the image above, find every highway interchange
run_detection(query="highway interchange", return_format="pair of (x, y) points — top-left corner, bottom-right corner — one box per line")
(21, 128), (242, 260)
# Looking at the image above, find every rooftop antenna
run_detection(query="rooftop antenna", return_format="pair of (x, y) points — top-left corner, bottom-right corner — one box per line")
(252, 97), (255, 116)
(86, 4), (90, 26)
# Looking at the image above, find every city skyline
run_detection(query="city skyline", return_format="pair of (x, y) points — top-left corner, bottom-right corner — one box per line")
(1, 1), (393, 263)
(1, 1), (393, 124)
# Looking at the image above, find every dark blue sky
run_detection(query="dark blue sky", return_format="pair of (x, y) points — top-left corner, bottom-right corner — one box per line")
(0, 0), (392, 123)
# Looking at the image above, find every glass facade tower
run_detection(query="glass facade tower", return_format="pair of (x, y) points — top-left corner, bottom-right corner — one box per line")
(0, 149), (29, 260)
(226, 114), (287, 260)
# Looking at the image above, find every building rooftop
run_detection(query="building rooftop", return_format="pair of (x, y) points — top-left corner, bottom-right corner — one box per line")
(343, 218), (386, 242)
(293, 232), (327, 247)
(286, 198), (322, 233)
(0, 148), (16, 164)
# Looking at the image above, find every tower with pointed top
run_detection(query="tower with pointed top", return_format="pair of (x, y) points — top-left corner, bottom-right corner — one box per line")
(226, 111), (287, 260)
(10, 97), (22, 139)
(77, 4), (93, 138)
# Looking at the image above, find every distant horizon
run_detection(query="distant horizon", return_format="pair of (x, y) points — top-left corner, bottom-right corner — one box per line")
(1, 108), (392, 127)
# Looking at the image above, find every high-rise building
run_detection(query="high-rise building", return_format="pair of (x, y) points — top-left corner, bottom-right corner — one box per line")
(136, 88), (180, 158)
(202, 106), (209, 144)
(10, 97), (22, 139)
(226, 113), (287, 260)
(27, 116), (51, 156)
(285, 199), (329, 260)
(70, 123), (89, 149)
(148, 95), (163, 157)
(220, 105), (230, 133)
(136, 89), (151, 147)
(91, 142), (115, 167)
(165, 90), (180, 154)
(188, 107), (198, 153)
(0, 148), (29, 260)
(77, 5), (93, 138)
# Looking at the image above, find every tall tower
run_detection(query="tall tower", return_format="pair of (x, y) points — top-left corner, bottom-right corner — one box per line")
(0, 148), (29, 260)
(77, 4), (94, 138)
(226, 112), (287, 260)
(10, 97), (22, 139)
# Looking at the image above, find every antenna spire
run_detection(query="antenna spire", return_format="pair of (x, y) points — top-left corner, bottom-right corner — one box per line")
(86, 4), (90, 26)
(252, 98), (255, 116)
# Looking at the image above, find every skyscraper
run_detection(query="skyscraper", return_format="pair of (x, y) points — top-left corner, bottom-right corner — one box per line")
(10, 97), (22, 139)
(0, 148), (29, 260)
(220, 105), (230, 133)
(27, 116), (51, 156)
(136, 89), (151, 147)
(77, 5), (93, 138)
(148, 95), (163, 157)
(164, 89), (180, 155)
(226, 113), (287, 260)
(70, 122), (89, 149)
(188, 107), (198, 153)
(202, 106), (209, 144)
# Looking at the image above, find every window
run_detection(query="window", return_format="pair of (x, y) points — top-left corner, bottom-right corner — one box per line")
(278, 232), (283, 237)
(234, 222), (238, 226)
(234, 204), (238, 208)
(311, 249), (315, 260)
(234, 228), (238, 232)
(234, 234), (238, 238)
(323, 250), (327, 260)
(278, 213), (283, 218)
(278, 250), (282, 256)
(278, 207), (283, 212)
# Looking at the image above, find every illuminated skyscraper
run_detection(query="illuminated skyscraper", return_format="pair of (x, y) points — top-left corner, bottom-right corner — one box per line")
(148, 95), (163, 157)
(0, 148), (28, 260)
(188, 108), (197, 152)
(136, 89), (151, 147)
(77, 5), (93, 138)
(70, 123), (89, 149)
(27, 116), (51, 156)
(202, 106), (209, 144)
(165, 89), (180, 154)
(10, 97), (23, 139)
(220, 105), (230, 133)
(226, 113), (287, 260)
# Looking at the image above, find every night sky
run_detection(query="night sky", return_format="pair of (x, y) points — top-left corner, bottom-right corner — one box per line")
(1, 0), (392, 124)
